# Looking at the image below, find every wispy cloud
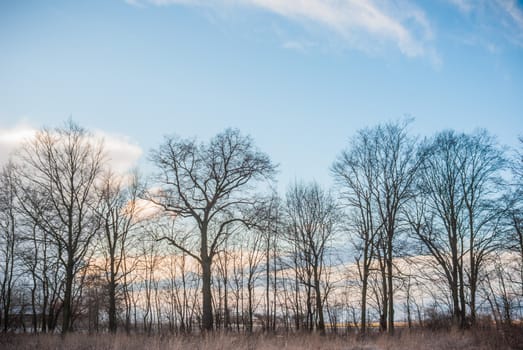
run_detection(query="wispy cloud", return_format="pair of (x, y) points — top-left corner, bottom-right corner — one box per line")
(496, 0), (523, 32)
(447, 0), (523, 46)
(281, 39), (316, 52)
(128, 0), (436, 59)
(446, 0), (473, 13)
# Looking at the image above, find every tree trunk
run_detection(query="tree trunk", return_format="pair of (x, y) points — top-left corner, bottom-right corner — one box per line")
(31, 284), (37, 333)
(469, 270), (477, 326)
(387, 240), (394, 334)
(108, 276), (117, 333)
(201, 257), (213, 331)
(62, 263), (74, 334)
(379, 252), (388, 332)
(248, 284), (253, 333)
(272, 245), (277, 332)
(314, 266), (325, 335)
(223, 276), (230, 330)
(266, 237), (270, 331)
(469, 211), (477, 326)
(361, 273), (368, 334)
(459, 258), (467, 328)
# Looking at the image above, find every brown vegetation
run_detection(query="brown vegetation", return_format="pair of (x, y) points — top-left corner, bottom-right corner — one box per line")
(1, 328), (522, 350)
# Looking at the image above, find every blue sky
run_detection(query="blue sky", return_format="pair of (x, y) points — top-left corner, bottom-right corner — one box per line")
(1, 0), (522, 189)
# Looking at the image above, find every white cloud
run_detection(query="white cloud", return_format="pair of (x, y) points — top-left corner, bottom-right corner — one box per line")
(0, 122), (37, 165)
(446, 0), (473, 13)
(129, 0), (436, 59)
(0, 123), (143, 175)
(93, 130), (143, 175)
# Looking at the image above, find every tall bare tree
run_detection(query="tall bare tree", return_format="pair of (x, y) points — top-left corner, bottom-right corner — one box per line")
(507, 136), (523, 297)
(373, 122), (419, 334)
(332, 129), (381, 334)
(459, 131), (505, 324)
(414, 130), (505, 328)
(0, 163), (19, 332)
(333, 121), (418, 334)
(284, 181), (338, 335)
(148, 128), (275, 331)
(413, 131), (467, 328)
(244, 227), (265, 332)
(15, 121), (104, 333)
(95, 171), (141, 333)
(258, 193), (281, 332)
(16, 183), (64, 332)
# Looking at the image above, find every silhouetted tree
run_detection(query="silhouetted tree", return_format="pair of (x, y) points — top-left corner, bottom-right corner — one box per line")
(414, 130), (505, 328)
(284, 181), (338, 335)
(95, 171), (142, 333)
(148, 128), (275, 331)
(15, 121), (104, 333)
(332, 129), (381, 334)
(333, 121), (418, 334)
(0, 163), (18, 332)
(507, 137), (523, 296)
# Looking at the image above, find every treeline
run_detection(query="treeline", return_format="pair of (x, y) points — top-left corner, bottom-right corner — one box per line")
(0, 120), (521, 335)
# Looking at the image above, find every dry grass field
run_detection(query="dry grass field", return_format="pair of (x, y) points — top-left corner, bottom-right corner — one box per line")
(1, 329), (522, 350)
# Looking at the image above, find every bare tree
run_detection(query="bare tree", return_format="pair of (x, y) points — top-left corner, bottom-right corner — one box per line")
(244, 227), (265, 332)
(214, 245), (231, 330)
(15, 121), (104, 333)
(414, 132), (467, 328)
(459, 131), (505, 324)
(414, 130), (505, 328)
(333, 121), (418, 334)
(95, 171), (142, 333)
(284, 181), (338, 335)
(332, 129), (381, 335)
(258, 193), (282, 332)
(148, 128), (275, 331)
(135, 227), (162, 334)
(481, 253), (519, 328)
(372, 122), (419, 334)
(507, 136), (523, 297)
(169, 249), (200, 333)
(502, 137), (523, 308)
(230, 241), (245, 331)
(0, 163), (19, 332)
(13, 161), (64, 333)
(18, 211), (64, 333)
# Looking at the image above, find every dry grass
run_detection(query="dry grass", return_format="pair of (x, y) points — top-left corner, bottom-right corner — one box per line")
(0, 329), (521, 350)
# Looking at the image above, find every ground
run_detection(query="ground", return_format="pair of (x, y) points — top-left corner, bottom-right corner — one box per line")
(1, 328), (522, 350)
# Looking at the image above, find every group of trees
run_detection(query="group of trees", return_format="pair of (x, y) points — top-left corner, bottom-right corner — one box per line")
(0, 120), (521, 335)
